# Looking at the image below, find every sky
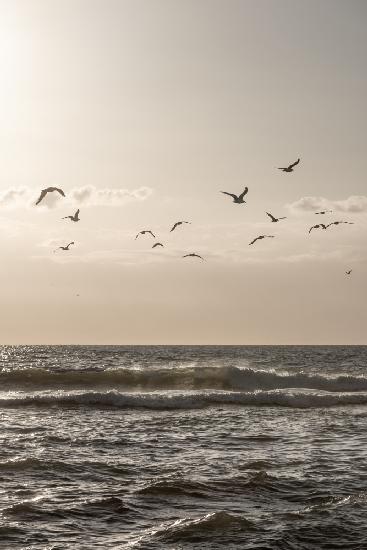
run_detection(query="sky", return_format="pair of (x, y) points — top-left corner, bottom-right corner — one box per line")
(0, 0), (366, 344)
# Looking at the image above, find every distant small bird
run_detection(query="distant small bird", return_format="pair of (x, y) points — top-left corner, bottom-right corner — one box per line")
(309, 223), (327, 234)
(346, 270), (352, 275)
(277, 158), (300, 172)
(266, 212), (287, 223)
(315, 210), (332, 215)
(152, 243), (164, 248)
(182, 253), (204, 260)
(221, 187), (248, 204)
(170, 221), (191, 232)
(326, 221), (354, 228)
(35, 187), (65, 205)
(249, 235), (275, 245)
(62, 209), (80, 222)
(135, 230), (156, 239)
(54, 241), (75, 252)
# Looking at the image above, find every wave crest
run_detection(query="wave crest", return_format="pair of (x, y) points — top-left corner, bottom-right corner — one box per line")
(1, 365), (367, 393)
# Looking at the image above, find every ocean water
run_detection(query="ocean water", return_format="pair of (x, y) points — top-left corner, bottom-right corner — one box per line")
(1, 345), (367, 550)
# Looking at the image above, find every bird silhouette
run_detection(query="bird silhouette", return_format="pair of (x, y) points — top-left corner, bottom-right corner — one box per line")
(315, 210), (332, 215)
(221, 187), (248, 204)
(54, 241), (75, 252)
(277, 158), (300, 172)
(182, 253), (204, 260)
(135, 230), (156, 239)
(152, 243), (164, 248)
(62, 209), (80, 222)
(35, 187), (65, 205)
(266, 212), (287, 223)
(326, 221), (354, 228)
(249, 235), (275, 245)
(309, 224), (327, 234)
(346, 270), (352, 275)
(170, 221), (191, 232)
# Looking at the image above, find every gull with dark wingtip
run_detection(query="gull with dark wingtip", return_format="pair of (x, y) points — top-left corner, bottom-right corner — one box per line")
(266, 212), (287, 223)
(35, 187), (66, 205)
(170, 221), (191, 232)
(309, 223), (327, 234)
(62, 209), (80, 222)
(326, 221), (354, 228)
(249, 235), (275, 245)
(221, 187), (248, 204)
(182, 253), (204, 261)
(135, 230), (156, 239)
(277, 158), (300, 172)
(152, 243), (164, 248)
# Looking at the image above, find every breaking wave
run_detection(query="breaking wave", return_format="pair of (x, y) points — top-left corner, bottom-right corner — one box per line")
(1, 365), (367, 393)
(1, 388), (367, 409)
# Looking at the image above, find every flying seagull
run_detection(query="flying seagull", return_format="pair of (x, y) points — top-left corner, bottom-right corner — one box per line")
(309, 223), (327, 234)
(135, 230), (156, 239)
(170, 221), (191, 232)
(266, 212), (287, 223)
(315, 210), (332, 215)
(221, 187), (248, 204)
(54, 241), (75, 252)
(182, 253), (204, 260)
(277, 158), (300, 172)
(326, 221), (354, 228)
(346, 270), (352, 275)
(152, 243), (164, 248)
(249, 235), (275, 245)
(35, 187), (65, 205)
(62, 209), (80, 222)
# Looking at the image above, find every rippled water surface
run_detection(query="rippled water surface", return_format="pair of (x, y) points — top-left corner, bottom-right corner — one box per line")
(0, 345), (367, 549)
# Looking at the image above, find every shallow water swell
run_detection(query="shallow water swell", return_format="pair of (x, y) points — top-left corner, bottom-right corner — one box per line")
(0, 345), (366, 549)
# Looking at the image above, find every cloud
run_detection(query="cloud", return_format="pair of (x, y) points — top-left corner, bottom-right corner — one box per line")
(287, 195), (367, 213)
(0, 185), (153, 209)
(69, 185), (152, 206)
(0, 187), (29, 208)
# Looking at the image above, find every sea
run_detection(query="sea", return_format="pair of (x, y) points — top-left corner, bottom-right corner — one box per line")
(0, 345), (367, 550)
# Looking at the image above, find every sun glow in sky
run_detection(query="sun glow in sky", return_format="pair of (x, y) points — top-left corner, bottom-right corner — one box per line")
(0, 0), (366, 344)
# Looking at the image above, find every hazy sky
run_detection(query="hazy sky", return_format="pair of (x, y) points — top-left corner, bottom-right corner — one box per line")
(0, 0), (366, 344)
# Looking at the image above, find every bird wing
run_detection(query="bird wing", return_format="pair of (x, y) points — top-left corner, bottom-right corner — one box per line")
(148, 231), (156, 238)
(68, 242), (75, 247)
(221, 191), (238, 200)
(249, 237), (259, 245)
(35, 189), (48, 205)
(239, 187), (249, 199)
(170, 223), (179, 232)
(309, 226), (316, 233)
(289, 158), (300, 169)
(75, 209), (80, 216)
(266, 212), (276, 222)
(55, 188), (66, 197)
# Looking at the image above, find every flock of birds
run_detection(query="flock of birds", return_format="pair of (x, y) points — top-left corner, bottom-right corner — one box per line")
(35, 158), (355, 274)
